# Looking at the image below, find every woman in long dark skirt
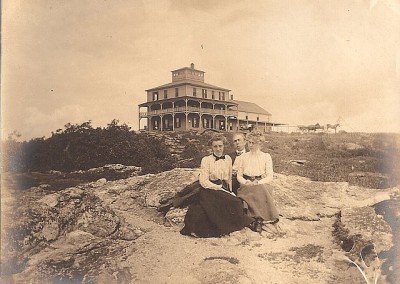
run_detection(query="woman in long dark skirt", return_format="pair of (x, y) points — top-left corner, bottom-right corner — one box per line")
(235, 130), (285, 237)
(180, 134), (253, 238)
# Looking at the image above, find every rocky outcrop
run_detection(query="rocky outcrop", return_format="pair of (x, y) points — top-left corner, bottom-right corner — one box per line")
(1, 182), (143, 283)
(68, 164), (142, 181)
(332, 207), (392, 283)
(148, 132), (202, 159)
(1, 168), (398, 283)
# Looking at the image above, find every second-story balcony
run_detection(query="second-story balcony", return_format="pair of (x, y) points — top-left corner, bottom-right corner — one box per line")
(140, 107), (238, 117)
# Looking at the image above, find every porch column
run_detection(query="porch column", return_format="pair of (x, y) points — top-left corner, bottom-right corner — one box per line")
(212, 115), (215, 129)
(152, 116), (156, 131)
(160, 115), (163, 131)
(149, 116), (151, 131)
(185, 112), (188, 130)
(138, 106), (141, 131)
(146, 106), (150, 131)
(172, 101), (175, 132)
(225, 116), (228, 132)
(200, 114), (203, 129)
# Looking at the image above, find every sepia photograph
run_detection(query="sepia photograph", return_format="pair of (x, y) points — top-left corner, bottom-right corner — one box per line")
(1, 0), (400, 283)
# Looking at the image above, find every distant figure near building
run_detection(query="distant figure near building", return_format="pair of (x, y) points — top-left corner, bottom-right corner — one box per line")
(138, 64), (283, 132)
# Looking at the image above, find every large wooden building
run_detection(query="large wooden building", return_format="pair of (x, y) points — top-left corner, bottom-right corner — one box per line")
(138, 64), (279, 132)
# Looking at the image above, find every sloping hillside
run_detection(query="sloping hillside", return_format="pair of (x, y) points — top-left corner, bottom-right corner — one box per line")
(147, 131), (400, 188)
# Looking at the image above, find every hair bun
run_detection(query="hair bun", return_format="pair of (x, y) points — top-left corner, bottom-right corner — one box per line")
(208, 133), (228, 146)
(245, 129), (265, 143)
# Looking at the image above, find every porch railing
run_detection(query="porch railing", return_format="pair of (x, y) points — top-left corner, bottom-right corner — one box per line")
(140, 107), (238, 117)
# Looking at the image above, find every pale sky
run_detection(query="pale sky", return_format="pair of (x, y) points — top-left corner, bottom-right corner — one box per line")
(2, 0), (400, 140)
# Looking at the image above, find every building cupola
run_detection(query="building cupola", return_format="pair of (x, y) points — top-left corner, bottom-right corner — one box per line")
(171, 63), (205, 83)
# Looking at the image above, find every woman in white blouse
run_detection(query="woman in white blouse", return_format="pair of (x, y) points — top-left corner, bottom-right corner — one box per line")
(234, 130), (283, 237)
(180, 134), (253, 238)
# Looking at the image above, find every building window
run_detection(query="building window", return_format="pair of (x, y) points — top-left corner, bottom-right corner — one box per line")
(218, 92), (221, 100)
(164, 90), (168, 99)
(153, 92), (159, 101)
(203, 118), (208, 128)
(257, 117), (260, 121)
(212, 91), (215, 99)
(193, 117), (199, 128)
(193, 88), (197, 97)
(175, 88), (179, 97)
(222, 92), (225, 101)
(202, 89), (207, 99)
(246, 115), (248, 120)
(175, 117), (181, 128)
(164, 118), (168, 128)
(219, 120), (225, 130)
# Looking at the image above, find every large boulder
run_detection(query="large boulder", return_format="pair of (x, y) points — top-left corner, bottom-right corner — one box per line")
(142, 169), (199, 207)
(270, 174), (398, 220)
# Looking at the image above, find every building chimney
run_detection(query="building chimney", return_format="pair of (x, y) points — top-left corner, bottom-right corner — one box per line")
(191, 63), (195, 69)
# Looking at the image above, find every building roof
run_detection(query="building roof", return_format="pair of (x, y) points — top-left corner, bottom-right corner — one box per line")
(233, 100), (271, 115)
(146, 80), (231, 92)
(171, 66), (205, 73)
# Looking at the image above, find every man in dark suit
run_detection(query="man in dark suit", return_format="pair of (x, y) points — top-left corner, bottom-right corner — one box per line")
(228, 133), (247, 195)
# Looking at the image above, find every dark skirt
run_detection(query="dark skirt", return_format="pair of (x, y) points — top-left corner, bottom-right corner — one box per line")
(180, 188), (254, 238)
(238, 184), (279, 222)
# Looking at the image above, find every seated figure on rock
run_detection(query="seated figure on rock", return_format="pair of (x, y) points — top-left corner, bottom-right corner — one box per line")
(180, 133), (253, 238)
(234, 129), (285, 237)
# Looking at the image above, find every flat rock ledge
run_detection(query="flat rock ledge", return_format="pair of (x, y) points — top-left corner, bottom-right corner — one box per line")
(1, 168), (398, 283)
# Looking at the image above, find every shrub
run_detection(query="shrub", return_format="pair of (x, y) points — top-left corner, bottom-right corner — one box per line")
(2, 120), (176, 174)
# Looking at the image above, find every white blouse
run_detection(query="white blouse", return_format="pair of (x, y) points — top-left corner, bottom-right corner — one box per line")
(234, 150), (273, 185)
(199, 154), (232, 190)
